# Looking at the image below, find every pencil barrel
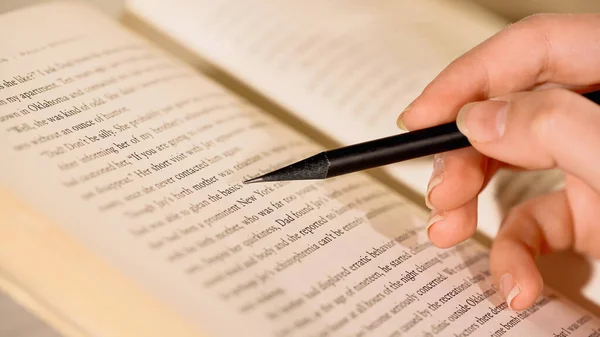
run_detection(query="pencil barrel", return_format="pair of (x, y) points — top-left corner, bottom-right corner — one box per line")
(326, 122), (470, 177)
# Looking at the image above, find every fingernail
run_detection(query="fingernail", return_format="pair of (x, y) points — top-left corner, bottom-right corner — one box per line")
(396, 103), (412, 130)
(456, 100), (508, 142)
(499, 273), (520, 310)
(426, 209), (445, 237)
(397, 117), (407, 131)
(425, 153), (444, 209)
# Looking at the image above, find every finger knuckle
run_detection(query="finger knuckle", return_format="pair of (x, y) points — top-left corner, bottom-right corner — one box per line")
(509, 14), (552, 39)
(531, 89), (574, 139)
(507, 202), (531, 220)
(519, 13), (554, 27)
(504, 14), (555, 81)
(501, 204), (543, 255)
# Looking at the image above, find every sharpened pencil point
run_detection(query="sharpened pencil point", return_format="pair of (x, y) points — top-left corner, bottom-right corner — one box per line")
(241, 152), (330, 183)
(243, 176), (265, 184)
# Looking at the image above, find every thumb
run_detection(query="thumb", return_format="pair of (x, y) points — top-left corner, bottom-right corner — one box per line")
(456, 88), (600, 193)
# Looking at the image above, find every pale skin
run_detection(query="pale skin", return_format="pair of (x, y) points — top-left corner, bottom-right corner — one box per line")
(397, 13), (600, 311)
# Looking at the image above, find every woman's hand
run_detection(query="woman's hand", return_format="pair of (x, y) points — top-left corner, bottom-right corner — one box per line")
(397, 13), (600, 311)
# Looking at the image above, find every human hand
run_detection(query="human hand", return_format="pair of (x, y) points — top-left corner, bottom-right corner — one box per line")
(397, 13), (600, 311)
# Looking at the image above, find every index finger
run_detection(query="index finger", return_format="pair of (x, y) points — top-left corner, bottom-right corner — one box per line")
(399, 13), (600, 130)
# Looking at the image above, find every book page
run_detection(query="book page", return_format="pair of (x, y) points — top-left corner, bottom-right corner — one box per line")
(127, 0), (507, 141)
(125, 0), (510, 238)
(1, 2), (599, 337)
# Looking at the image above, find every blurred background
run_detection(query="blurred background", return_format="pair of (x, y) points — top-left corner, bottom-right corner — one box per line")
(2, 0), (599, 22)
(0, 1), (599, 336)
(473, 0), (600, 21)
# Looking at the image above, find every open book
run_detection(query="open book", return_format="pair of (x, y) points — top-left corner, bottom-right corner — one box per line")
(0, 1), (595, 336)
(123, 0), (570, 239)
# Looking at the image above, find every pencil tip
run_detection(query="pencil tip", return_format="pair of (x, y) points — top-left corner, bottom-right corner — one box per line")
(242, 153), (330, 184)
(243, 176), (265, 184)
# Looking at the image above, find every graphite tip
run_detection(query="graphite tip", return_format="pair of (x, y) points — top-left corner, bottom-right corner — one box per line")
(243, 176), (266, 184)
(240, 152), (330, 184)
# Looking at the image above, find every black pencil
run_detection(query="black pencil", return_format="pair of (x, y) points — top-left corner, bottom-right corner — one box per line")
(243, 90), (600, 184)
